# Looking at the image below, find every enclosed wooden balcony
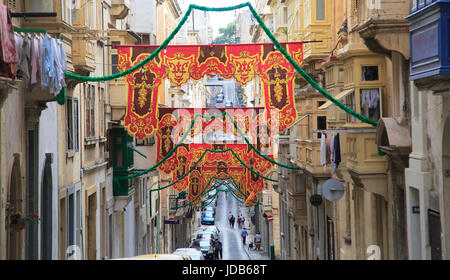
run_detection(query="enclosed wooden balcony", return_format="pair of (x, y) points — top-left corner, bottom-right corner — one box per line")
(72, 35), (96, 74)
(344, 124), (388, 174)
(111, 0), (130, 20)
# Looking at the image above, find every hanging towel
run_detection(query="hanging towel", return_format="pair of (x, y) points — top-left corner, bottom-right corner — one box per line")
(334, 133), (341, 170)
(320, 133), (327, 171)
(0, 5), (18, 64)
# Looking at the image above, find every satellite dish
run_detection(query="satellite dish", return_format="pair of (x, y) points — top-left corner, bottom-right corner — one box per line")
(322, 179), (345, 201)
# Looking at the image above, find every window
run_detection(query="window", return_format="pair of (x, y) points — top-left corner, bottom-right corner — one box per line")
(141, 178), (147, 208)
(317, 101), (326, 109)
(362, 66), (379, 81)
(62, 0), (73, 24)
(316, 0), (325, 20)
(360, 88), (381, 122)
(296, 175), (305, 193)
(345, 91), (356, 123)
(136, 136), (155, 146)
(85, 84), (96, 138)
(282, 6), (288, 25)
(29, 0), (53, 12)
(74, 98), (79, 151)
(67, 97), (79, 152)
(111, 41), (120, 50)
(317, 116), (327, 138)
(67, 97), (73, 151)
(99, 88), (105, 137)
(111, 54), (119, 74)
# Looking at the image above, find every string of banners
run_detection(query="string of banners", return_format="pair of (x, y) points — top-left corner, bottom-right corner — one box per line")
(117, 42), (304, 140)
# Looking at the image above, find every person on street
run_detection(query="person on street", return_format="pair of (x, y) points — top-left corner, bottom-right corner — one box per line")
(254, 232), (261, 251)
(228, 211), (233, 227)
(213, 239), (220, 260)
(241, 215), (246, 228)
(241, 227), (248, 245)
(230, 215), (235, 228)
(217, 240), (223, 259)
(237, 215), (242, 228)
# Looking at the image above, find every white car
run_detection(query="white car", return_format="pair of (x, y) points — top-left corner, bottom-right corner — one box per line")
(173, 248), (205, 260)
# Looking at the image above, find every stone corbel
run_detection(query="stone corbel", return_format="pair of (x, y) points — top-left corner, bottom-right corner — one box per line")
(25, 102), (48, 129)
(356, 18), (410, 60)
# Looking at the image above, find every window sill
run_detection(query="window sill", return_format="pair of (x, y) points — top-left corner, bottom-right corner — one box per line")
(84, 137), (98, 146)
(66, 150), (76, 158)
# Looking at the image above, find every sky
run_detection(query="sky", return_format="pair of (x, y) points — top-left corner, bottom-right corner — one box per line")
(180, 0), (255, 38)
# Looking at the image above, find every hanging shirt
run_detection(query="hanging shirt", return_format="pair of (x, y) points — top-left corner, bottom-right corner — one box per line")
(14, 33), (23, 79)
(30, 34), (41, 86)
(21, 34), (32, 86)
(320, 133), (327, 171)
(41, 33), (55, 89)
(330, 135), (336, 171)
(51, 38), (61, 94)
(56, 39), (67, 93)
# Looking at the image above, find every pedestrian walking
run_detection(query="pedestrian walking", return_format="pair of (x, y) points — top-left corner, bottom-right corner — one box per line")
(230, 215), (235, 228)
(241, 215), (246, 228)
(213, 239), (221, 260)
(228, 211), (233, 227)
(237, 215), (242, 228)
(254, 232), (261, 251)
(241, 228), (248, 245)
(217, 240), (223, 259)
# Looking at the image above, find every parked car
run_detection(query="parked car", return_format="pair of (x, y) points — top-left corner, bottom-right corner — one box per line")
(114, 254), (189, 260)
(202, 206), (216, 216)
(173, 248), (205, 260)
(201, 211), (215, 225)
(216, 94), (224, 103)
(196, 232), (215, 241)
(197, 225), (220, 240)
(190, 238), (215, 260)
(225, 101), (233, 107)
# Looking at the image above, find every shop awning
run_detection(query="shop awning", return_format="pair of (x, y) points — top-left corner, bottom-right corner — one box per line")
(318, 89), (354, 110)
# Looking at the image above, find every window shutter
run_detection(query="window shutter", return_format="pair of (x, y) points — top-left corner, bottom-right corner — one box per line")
(8, 0), (17, 10)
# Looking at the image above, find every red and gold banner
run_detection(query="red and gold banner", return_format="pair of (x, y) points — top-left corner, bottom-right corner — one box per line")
(117, 42), (303, 140)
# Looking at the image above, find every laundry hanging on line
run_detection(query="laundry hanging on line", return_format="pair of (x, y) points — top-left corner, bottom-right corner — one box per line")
(0, 4), (66, 95)
(14, 32), (66, 94)
(320, 132), (342, 172)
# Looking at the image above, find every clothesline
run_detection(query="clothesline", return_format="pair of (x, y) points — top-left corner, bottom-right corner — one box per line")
(313, 129), (377, 134)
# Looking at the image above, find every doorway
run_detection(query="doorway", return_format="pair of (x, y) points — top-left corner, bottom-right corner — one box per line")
(7, 154), (23, 260)
(87, 192), (97, 260)
(41, 154), (53, 259)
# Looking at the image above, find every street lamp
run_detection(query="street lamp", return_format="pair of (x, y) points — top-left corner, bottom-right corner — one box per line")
(204, 74), (223, 107)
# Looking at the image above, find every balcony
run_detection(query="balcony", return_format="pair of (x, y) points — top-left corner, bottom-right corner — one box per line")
(111, 0), (130, 20)
(72, 36), (96, 74)
(293, 193), (306, 218)
(262, 189), (273, 213)
(169, 195), (187, 217)
(113, 173), (135, 196)
(407, 0), (450, 81)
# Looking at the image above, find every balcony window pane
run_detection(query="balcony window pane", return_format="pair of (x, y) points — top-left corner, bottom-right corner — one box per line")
(362, 66), (379, 81)
(316, 0), (325, 20)
(29, 0), (53, 12)
(67, 98), (73, 151)
(360, 88), (381, 122)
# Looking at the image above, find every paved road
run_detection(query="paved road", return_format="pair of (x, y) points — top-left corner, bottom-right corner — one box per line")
(215, 185), (250, 260)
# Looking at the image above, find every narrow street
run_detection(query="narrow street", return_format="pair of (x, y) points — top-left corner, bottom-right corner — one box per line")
(215, 186), (249, 260)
